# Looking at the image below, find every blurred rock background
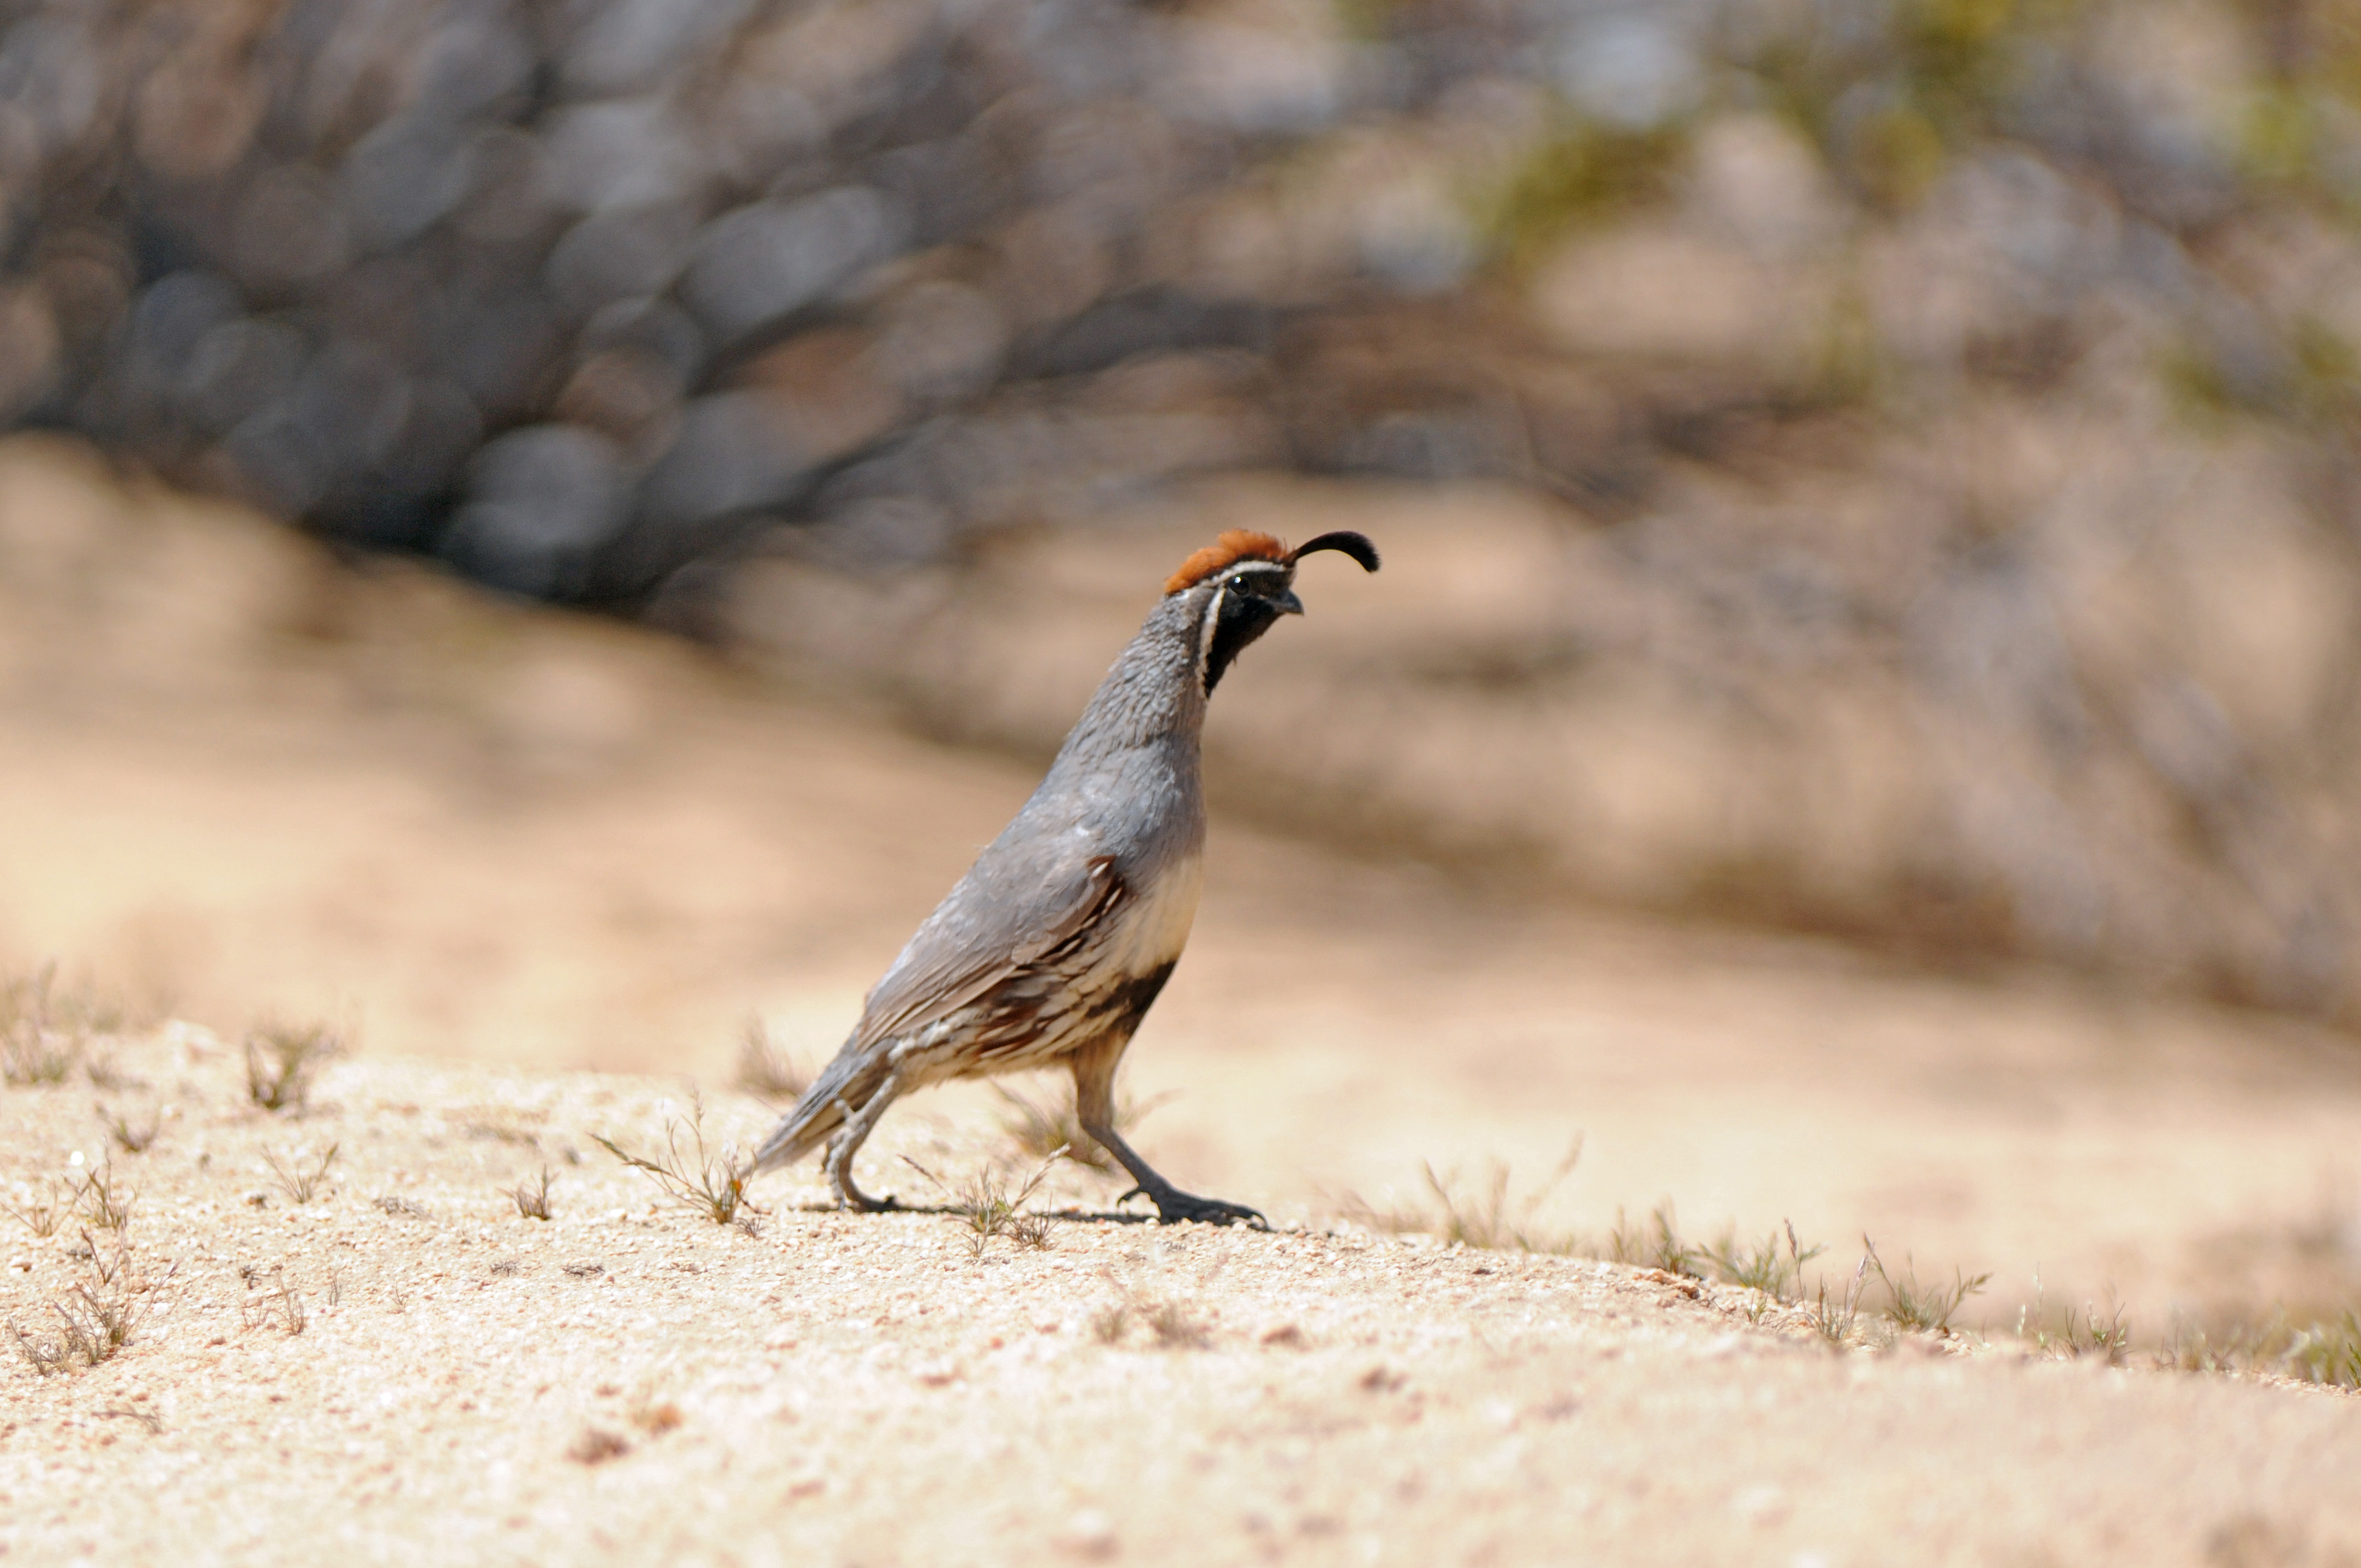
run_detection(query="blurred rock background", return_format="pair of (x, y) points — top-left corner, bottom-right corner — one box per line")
(4, 0), (2361, 1022)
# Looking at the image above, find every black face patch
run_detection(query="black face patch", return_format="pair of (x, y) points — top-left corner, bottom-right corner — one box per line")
(1203, 574), (1290, 694)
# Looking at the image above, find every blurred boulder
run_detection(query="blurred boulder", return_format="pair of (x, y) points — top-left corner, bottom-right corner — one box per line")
(443, 425), (630, 597)
(4, 0), (2361, 1025)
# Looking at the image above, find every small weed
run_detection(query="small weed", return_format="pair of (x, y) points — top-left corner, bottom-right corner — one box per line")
(1865, 1240), (1989, 1336)
(9, 1237), (169, 1375)
(4, 1179), (68, 1237)
(1091, 1262), (1212, 1349)
(101, 1105), (161, 1154)
(83, 1056), (143, 1092)
(66, 1155), (135, 1231)
(2014, 1275), (2130, 1363)
(994, 1085), (1173, 1174)
(904, 1148), (1067, 1260)
(567, 1428), (630, 1465)
(241, 1265), (306, 1335)
(1092, 1293), (1210, 1349)
(13, 1286), (135, 1373)
(2153, 1309), (2359, 1386)
(2068, 1301), (2132, 1363)
(513, 1166), (554, 1222)
(97, 1405), (164, 1435)
(1340, 1140), (1586, 1254)
(1704, 1220), (1827, 1323)
(1808, 1253), (1873, 1347)
(1604, 1200), (1707, 1278)
(2160, 1314), (2262, 1375)
(629, 1399), (683, 1435)
(594, 1090), (762, 1226)
(2283, 1310), (2361, 1389)
(244, 1020), (343, 1113)
(1143, 1297), (1208, 1347)
(1705, 1220), (1826, 1301)
(263, 1143), (340, 1205)
(2, 965), (83, 1086)
(733, 1017), (810, 1102)
(459, 1115), (541, 1150)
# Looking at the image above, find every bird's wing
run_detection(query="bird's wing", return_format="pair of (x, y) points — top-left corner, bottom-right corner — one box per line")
(851, 852), (1125, 1053)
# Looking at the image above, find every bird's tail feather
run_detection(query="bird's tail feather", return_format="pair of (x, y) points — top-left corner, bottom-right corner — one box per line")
(749, 1044), (878, 1174)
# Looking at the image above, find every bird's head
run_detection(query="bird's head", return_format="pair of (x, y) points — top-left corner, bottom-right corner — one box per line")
(1164, 529), (1381, 695)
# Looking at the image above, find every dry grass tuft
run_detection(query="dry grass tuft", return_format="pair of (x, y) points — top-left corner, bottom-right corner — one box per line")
(904, 1149), (1066, 1259)
(66, 1154), (136, 1231)
(2284, 1309), (2361, 1387)
(83, 1054), (144, 1092)
(1091, 1261), (1213, 1349)
(97, 1404), (164, 1435)
(567, 1428), (631, 1465)
(1808, 1253), (1873, 1347)
(1093, 1291), (1210, 1350)
(1606, 1202), (1707, 1277)
(1340, 1142), (1587, 1254)
(2016, 1276), (2132, 1364)
(733, 1017), (811, 1102)
(10, 1235), (169, 1375)
(1865, 1240), (1990, 1337)
(100, 1104), (161, 1154)
(2, 965), (88, 1086)
(244, 1020), (344, 1112)
(1339, 1158), (2020, 1352)
(2150, 1307), (2360, 1387)
(2157, 1315), (2257, 1375)
(512, 1166), (555, 1221)
(4, 1178), (68, 1237)
(594, 1090), (762, 1227)
(263, 1143), (340, 1204)
(1700, 1221), (1827, 1325)
(241, 1264), (308, 1335)
(1705, 1222), (1826, 1299)
(630, 1399), (684, 1435)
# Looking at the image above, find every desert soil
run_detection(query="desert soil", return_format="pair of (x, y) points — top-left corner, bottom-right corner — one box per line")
(3, 436), (2360, 1562)
(2, 1039), (2358, 1568)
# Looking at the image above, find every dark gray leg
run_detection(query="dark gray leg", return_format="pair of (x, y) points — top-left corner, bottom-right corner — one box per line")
(1070, 1037), (1264, 1229)
(825, 1067), (906, 1212)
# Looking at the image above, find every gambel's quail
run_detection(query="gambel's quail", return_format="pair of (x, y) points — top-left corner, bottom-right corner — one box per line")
(751, 528), (1381, 1224)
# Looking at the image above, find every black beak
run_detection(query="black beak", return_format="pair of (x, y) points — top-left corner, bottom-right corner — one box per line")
(1273, 587), (1304, 616)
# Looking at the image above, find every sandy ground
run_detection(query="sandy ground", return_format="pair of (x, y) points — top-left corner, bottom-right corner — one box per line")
(4, 437), (2361, 1560)
(1, 1038), (2357, 1568)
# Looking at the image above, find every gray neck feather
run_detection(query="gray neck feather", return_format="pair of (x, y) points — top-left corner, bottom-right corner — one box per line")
(1047, 588), (1213, 769)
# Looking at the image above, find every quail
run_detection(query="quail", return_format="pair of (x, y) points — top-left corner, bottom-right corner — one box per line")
(750, 528), (1381, 1225)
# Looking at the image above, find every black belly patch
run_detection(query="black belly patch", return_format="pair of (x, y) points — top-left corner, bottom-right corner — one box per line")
(1093, 960), (1177, 1035)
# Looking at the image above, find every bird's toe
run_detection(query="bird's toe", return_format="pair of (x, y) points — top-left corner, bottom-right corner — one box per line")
(1143, 1190), (1267, 1229)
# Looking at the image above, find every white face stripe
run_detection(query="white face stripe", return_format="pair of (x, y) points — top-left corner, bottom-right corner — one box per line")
(1196, 579), (1227, 682)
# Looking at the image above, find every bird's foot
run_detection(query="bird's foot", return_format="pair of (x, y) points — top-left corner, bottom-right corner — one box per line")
(831, 1177), (901, 1214)
(1119, 1185), (1268, 1230)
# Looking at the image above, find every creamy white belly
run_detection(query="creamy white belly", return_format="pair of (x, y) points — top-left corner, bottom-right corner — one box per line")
(1105, 850), (1203, 977)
